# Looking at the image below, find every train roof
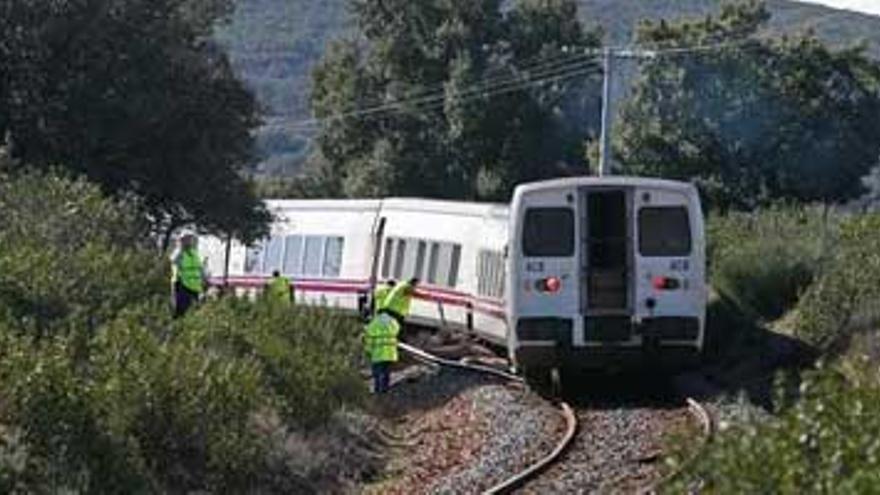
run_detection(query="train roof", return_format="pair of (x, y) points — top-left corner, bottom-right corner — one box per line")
(265, 197), (509, 218)
(513, 176), (697, 195)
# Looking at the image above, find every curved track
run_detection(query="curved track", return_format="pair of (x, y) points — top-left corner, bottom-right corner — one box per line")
(398, 342), (578, 495)
(637, 397), (714, 494)
(398, 342), (714, 494)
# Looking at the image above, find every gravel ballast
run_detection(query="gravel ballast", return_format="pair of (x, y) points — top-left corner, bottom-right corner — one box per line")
(363, 365), (564, 495)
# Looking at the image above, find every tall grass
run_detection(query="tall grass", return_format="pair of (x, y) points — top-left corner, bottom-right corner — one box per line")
(708, 205), (835, 322)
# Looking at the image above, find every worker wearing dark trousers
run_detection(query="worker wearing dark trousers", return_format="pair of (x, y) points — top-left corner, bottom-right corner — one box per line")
(170, 232), (205, 318)
(364, 313), (400, 394)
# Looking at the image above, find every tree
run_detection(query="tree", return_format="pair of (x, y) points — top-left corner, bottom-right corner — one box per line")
(616, 1), (880, 210)
(306, 0), (602, 201)
(0, 0), (269, 246)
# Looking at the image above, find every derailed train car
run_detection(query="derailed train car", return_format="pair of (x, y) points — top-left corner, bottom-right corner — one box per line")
(200, 177), (706, 379)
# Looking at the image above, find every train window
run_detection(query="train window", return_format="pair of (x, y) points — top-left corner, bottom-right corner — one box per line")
(322, 237), (344, 277)
(415, 241), (427, 279)
(381, 238), (394, 278)
(245, 243), (264, 274)
(393, 239), (407, 278)
(478, 250), (505, 298)
(522, 208), (575, 257)
(427, 242), (440, 284)
(401, 239), (419, 279)
(477, 252), (487, 295)
(448, 244), (461, 287)
(262, 236), (284, 274)
(639, 207), (692, 256)
(283, 235), (303, 275)
(303, 236), (324, 276)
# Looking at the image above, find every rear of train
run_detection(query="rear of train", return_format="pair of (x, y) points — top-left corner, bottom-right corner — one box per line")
(506, 177), (706, 375)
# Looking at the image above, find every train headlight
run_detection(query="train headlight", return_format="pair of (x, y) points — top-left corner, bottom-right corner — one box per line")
(535, 277), (562, 293)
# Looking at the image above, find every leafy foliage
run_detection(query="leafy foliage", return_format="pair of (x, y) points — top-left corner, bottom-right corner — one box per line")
(616, 1), (880, 210)
(0, 171), (367, 493)
(0, 0), (269, 243)
(219, 0), (880, 178)
(708, 206), (835, 321)
(0, 168), (167, 336)
(303, 0), (601, 200)
(664, 368), (880, 493)
(794, 214), (880, 350)
(177, 298), (366, 427)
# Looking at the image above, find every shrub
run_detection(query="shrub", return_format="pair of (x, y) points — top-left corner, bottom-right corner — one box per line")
(0, 171), (369, 492)
(177, 297), (367, 426)
(0, 304), (277, 493)
(794, 214), (880, 350)
(712, 240), (814, 321)
(708, 206), (834, 322)
(663, 368), (880, 493)
(0, 333), (149, 493)
(0, 170), (167, 337)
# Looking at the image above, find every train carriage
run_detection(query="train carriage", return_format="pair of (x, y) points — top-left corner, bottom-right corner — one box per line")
(508, 177), (706, 376)
(200, 176), (706, 375)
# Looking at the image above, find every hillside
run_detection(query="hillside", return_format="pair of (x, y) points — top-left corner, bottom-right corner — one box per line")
(214, 0), (880, 176)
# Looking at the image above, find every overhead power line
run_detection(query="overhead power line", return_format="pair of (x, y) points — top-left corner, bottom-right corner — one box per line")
(286, 55), (602, 129)
(281, 38), (756, 132)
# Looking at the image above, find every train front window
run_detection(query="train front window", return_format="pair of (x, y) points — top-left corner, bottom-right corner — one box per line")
(522, 207), (575, 257)
(638, 207), (692, 256)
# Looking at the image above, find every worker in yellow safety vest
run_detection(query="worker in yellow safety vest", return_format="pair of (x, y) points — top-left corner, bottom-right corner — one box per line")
(363, 313), (400, 394)
(372, 279), (396, 317)
(170, 231), (206, 318)
(381, 277), (419, 325)
(265, 270), (293, 305)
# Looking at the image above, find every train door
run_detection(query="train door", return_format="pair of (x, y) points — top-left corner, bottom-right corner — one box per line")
(580, 188), (634, 343)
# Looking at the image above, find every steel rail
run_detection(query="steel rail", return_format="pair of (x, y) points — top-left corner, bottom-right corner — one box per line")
(397, 342), (578, 495)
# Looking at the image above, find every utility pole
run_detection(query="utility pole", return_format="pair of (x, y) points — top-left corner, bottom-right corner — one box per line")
(598, 47), (614, 177)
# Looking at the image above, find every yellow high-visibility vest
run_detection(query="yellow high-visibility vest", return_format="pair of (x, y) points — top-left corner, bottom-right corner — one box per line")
(177, 249), (204, 294)
(364, 314), (400, 363)
(266, 275), (292, 304)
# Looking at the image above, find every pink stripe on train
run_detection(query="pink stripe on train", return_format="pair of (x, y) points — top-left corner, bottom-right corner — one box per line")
(209, 276), (507, 321)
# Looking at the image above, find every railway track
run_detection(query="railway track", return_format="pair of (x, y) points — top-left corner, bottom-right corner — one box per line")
(398, 341), (714, 494)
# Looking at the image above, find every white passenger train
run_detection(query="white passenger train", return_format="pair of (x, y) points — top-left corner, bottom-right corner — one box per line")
(200, 177), (706, 376)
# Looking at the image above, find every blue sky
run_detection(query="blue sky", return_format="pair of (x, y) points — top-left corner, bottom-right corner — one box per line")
(796, 0), (880, 16)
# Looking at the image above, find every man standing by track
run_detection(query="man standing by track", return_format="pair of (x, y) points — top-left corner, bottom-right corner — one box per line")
(170, 231), (206, 318)
(364, 312), (400, 394)
(364, 278), (418, 393)
(265, 269), (293, 305)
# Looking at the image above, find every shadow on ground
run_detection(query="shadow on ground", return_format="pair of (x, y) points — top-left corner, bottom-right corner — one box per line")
(375, 362), (497, 419)
(551, 296), (820, 411)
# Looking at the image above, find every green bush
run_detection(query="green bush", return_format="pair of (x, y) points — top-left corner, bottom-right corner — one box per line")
(708, 206), (834, 322)
(0, 305), (273, 493)
(0, 171), (368, 493)
(0, 333), (149, 493)
(664, 368), (880, 493)
(794, 215), (880, 350)
(178, 297), (367, 426)
(0, 170), (167, 337)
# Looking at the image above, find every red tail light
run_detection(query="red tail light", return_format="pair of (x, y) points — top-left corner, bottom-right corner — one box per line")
(535, 277), (562, 293)
(652, 276), (680, 290)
